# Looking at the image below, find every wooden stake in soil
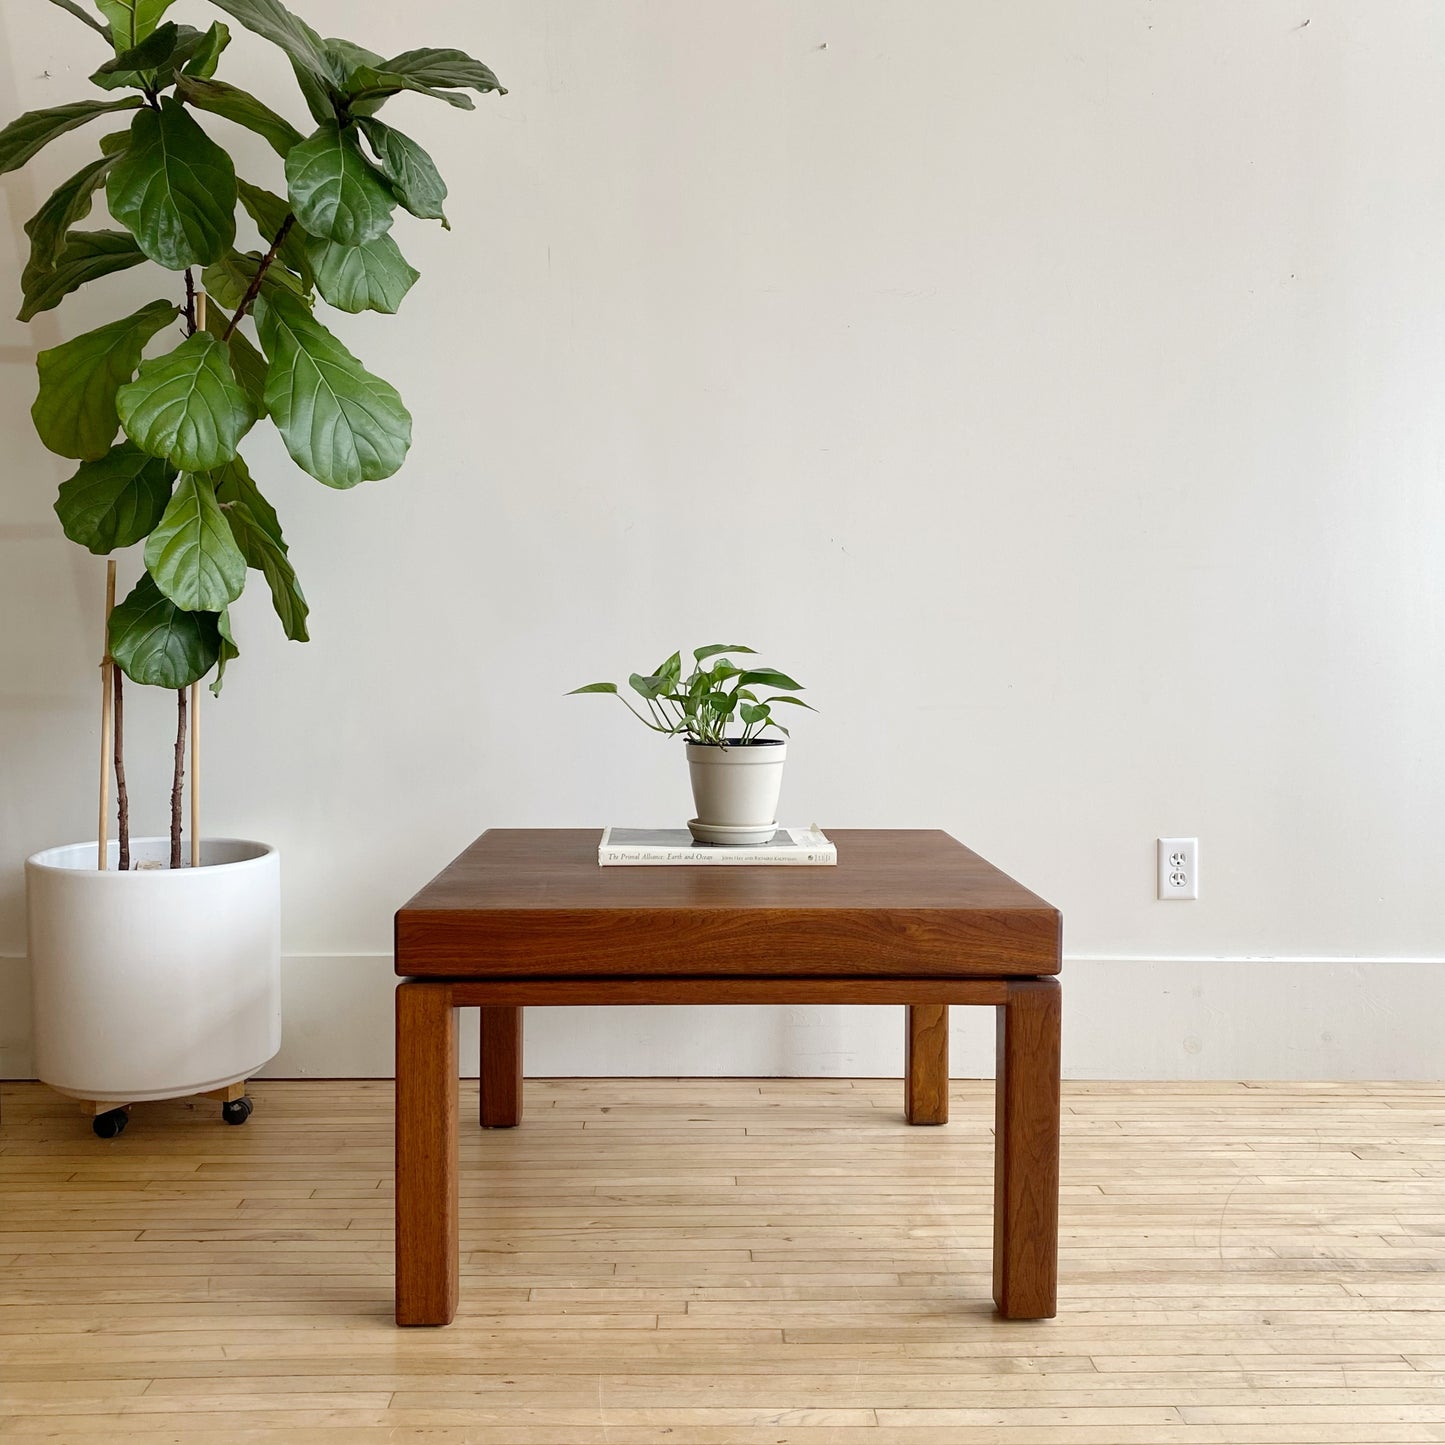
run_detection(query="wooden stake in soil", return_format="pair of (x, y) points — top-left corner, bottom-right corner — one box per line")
(114, 666), (129, 870)
(170, 689), (187, 870)
(189, 680), (200, 869)
(97, 561), (116, 871)
(189, 289), (207, 871)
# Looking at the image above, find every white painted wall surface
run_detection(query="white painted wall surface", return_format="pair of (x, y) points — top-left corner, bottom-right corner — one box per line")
(2, 2), (1442, 1080)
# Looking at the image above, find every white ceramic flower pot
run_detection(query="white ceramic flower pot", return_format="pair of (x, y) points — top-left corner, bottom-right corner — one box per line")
(686, 740), (788, 845)
(26, 838), (281, 1104)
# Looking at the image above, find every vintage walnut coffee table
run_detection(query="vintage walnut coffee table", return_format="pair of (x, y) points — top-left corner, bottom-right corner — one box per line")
(393, 828), (1061, 1326)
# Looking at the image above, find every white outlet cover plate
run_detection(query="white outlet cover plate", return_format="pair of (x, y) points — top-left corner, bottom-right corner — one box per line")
(1157, 837), (1199, 900)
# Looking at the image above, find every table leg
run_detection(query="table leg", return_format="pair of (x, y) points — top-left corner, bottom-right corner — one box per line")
(395, 981), (458, 1326)
(992, 977), (1061, 1320)
(479, 1005), (523, 1128)
(905, 1003), (949, 1124)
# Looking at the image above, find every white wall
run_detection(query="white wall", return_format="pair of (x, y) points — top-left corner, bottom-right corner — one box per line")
(2, 2), (1442, 1081)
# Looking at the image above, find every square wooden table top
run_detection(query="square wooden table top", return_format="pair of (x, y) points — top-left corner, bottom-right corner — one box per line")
(396, 829), (1060, 980)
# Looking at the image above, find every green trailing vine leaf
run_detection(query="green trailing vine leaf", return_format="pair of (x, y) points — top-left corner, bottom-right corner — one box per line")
(255, 291), (411, 488)
(143, 471), (248, 611)
(305, 232), (418, 314)
(18, 230), (148, 322)
(173, 75), (302, 156)
(54, 443), (176, 554)
(0, 98), (142, 175)
(572, 646), (812, 744)
(117, 330), (257, 473)
(356, 117), (448, 225)
(107, 98), (237, 270)
(32, 299), (179, 460)
(285, 122), (395, 246)
(108, 571), (221, 689)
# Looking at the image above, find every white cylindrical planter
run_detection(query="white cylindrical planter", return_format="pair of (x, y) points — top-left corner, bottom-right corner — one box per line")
(686, 740), (788, 845)
(26, 838), (281, 1104)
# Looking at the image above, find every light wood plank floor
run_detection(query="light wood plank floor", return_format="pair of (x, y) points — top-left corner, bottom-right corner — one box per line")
(1, 1077), (1443, 1443)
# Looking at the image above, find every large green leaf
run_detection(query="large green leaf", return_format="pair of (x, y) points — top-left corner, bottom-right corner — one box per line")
(181, 21), (230, 77)
(285, 123), (394, 246)
(173, 75), (302, 155)
(143, 472), (247, 611)
(210, 605), (239, 695)
(54, 442), (175, 554)
(107, 98), (237, 270)
(235, 179), (313, 285)
(92, 21), (228, 91)
(255, 291), (411, 488)
(117, 330), (257, 472)
(211, 453), (281, 540)
(109, 571), (221, 688)
(324, 37), (384, 77)
(90, 20), (183, 88)
(0, 98), (142, 175)
(18, 229), (148, 322)
(290, 58), (335, 126)
(356, 117), (447, 226)
(20, 147), (118, 283)
(32, 299), (179, 460)
(96, 0), (177, 50)
(305, 232), (417, 314)
(203, 0), (339, 83)
(345, 47), (506, 111)
(200, 300), (268, 417)
(224, 496), (309, 641)
(202, 248), (306, 309)
(380, 47), (506, 94)
(212, 456), (306, 639)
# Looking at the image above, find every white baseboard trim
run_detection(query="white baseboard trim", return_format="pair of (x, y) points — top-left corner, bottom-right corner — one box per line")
(3, 953), (1442, 1082)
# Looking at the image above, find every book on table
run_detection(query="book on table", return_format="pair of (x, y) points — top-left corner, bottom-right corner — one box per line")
(598, 826), (837, 866)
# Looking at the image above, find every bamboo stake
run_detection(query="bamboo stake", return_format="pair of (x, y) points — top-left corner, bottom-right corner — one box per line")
(189, 680), (201, 868)
(189, 286), (206, 871)
(97, 561), (116, 871)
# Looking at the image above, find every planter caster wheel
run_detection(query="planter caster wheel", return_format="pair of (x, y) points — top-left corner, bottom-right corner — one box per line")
(222, 1096), (253, 1126)
(92, 1108), (128, 1139)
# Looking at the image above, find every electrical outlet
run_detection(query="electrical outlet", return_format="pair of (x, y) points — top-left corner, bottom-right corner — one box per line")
(1157, 837), (1199, 900)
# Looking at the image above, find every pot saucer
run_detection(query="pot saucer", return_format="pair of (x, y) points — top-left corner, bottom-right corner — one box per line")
(687, 819), (779, 846)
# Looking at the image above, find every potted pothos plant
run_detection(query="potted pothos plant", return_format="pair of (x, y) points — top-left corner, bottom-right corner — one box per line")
(7, 0), (504, 1135)
(571, 646), (814, 844)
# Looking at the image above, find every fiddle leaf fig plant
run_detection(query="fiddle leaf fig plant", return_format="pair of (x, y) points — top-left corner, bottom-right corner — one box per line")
(571, 645), (817, 746)
(5, 0), (504, 692)
(5, 0), (504, 864)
